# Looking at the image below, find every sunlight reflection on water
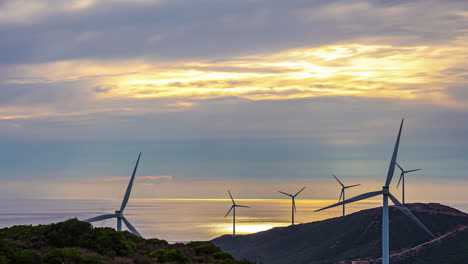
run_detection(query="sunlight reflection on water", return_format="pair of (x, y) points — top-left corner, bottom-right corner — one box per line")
(0, 198), (466, 242)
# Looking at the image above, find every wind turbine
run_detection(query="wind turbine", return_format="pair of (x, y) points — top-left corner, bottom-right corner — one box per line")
(396, 162), (421, 204)
(225, 190), (250, 236)
(278, 186), (306, 225)
(84, 153), (142, 237)
(332, 174), (360, 216)
(315, 119), (435, 264)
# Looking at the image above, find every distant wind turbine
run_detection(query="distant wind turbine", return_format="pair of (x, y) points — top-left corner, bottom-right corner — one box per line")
(332, 174), (360, 216)
(84, 153), (142, 237)
(225, 190), (250, 236)
(315, 119), (435, 264)
(396, 162), (421, 204)
(278, 186), (306, 225)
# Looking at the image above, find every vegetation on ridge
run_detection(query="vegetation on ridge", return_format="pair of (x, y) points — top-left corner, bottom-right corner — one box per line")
(0, 219), (254, 264)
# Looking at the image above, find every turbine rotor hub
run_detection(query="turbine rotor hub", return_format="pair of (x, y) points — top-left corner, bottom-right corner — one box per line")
(382, 186), (390, 195)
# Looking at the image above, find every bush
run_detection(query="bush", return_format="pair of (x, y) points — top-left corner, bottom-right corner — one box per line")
(0, 256), (9, 264)
(42, 248), (100, 264)
(187, 241), (223, 256)
(148, 248), (190, 264)
(146, 238), (168, 246)
(0, 238), (40, 264)
(211, 251), (233, 260)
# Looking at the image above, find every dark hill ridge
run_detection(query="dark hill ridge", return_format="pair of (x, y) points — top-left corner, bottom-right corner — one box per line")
(211, 203), (468, 264)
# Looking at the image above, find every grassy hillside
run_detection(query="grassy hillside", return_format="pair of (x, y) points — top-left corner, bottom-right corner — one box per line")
(212, 203), (468, 264)
(0, 219), (253, 264)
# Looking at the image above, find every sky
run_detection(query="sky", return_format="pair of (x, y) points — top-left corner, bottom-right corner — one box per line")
(1, 0), (468, 202)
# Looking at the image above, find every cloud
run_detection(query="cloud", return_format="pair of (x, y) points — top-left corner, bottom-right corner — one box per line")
(0, 0), (467, 197)
(2, 40), (467, 125)
(1, 0), (467, 64)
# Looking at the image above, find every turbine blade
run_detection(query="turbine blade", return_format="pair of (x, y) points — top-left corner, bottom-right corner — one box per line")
(315, 190), (383, 212)
(278, 191), (293, 197)
(83, 214), (116, 222)
(395, 161), (404, 172)
(225, 205), (234, 217)
(294, 186), (306, 197)
(397, 172), (404, 188)
(293, 199), (297, 212)
(344, 184), (360, 189)
(122, 216), (142, 237)
(384, 118), (404, 187)
(405, 169), (422, 173)
(235, 205), (250, 208)
(333, 174), (345, 187)
(120, 153), (141, 212)
(389, 194), (435, 238)
(228, 190), (235, 205)
(338, 189), (344, 202)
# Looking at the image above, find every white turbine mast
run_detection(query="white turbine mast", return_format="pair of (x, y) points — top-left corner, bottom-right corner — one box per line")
(395, 162), (421, 204)
(278, 186), (306, 225)
(83, 153), (142, 237)
(332, 174), (360, 216)
(225, 190), (250, 236)
(315, 119), (434, 264)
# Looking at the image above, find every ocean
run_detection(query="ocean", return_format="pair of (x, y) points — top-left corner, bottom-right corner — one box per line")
(0, 198), (466, 242)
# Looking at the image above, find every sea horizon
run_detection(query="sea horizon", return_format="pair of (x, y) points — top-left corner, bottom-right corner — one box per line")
(1, 198), (466, 243)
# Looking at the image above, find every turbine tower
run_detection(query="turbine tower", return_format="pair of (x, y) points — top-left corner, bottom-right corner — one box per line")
(278, 186), (306, 225)
(84, 153), (142, 237)
(315, 119), (434, 264)
(332, 174), (360, 216)
(225, 190), (250, 236)
(396, 162), (421, 204)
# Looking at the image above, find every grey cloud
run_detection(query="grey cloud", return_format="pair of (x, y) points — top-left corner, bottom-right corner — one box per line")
(1, 96), (468, 181)
(1, 0), (467, 64)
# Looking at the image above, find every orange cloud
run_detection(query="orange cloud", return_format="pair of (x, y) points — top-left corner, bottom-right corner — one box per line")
(142, 176), (173, 180)
(99, 175), (173, 182)
(4, 37), (468, 123)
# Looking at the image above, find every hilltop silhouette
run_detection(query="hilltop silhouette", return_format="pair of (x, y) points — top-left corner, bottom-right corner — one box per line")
(212, 203), (468, 264)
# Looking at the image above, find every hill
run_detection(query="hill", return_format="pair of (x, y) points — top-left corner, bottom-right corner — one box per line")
(0, 219), (253, 264)
(211, 203), (468, 264)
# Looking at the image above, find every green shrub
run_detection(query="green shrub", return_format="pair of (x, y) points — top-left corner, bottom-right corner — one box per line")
(146, 238), (168, 246)
(148, 248), (190, 264)
(0, 256), (9, 264)
(210, 251), (233, 260)
(15, 250), (41, 264)
(187, 241), (223, 256)
(0, 238), (40, 264)
(42, 248), (100, 264)
(1, 219), (139, 257)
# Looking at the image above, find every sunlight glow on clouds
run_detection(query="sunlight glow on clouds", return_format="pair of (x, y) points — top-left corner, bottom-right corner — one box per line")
(5, 40), (468, 114)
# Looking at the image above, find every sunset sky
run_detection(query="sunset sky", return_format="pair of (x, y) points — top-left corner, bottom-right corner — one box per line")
(1, 0), (468, 202)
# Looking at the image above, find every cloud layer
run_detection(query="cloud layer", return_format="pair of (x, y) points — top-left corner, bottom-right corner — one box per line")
(0, 0), (467, 200)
